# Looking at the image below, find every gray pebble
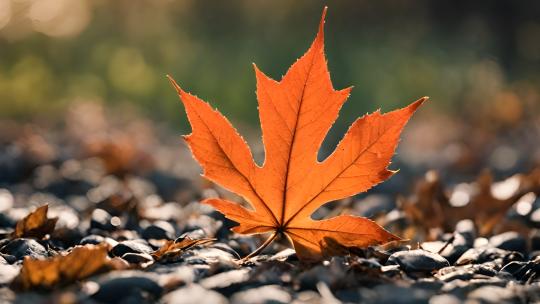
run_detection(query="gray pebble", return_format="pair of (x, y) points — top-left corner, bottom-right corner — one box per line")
(162, 284), (228, 304)
(387, 249), (449, 273)
(0, 239), (48, 260)
(111, 239), (153, 257)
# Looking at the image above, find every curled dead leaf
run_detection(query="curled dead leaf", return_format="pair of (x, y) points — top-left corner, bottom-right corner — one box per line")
(11, 205), (58, 239)
(152, 236), (215, 262)
(400, 168), (540, 239)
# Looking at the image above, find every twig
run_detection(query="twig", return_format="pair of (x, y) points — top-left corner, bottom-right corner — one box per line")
(239, 231), (278, 263)
(437, 233), (455, 255)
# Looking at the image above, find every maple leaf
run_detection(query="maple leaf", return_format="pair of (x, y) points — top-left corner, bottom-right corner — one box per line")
(168, 8), (427, 261)
(11, 204), (58, 239)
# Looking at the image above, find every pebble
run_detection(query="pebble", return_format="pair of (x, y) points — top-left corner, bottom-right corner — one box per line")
(0, 287), (14, 303)
(436, 264), (497, 282)
(90, 208), (116, 231)
(429, 294), (461, 304)
(441, 277), (508, 295)
(432, 233), (471, 265)
(366, 284), (434, 303)
(292, 291), (323, 304)
(297, 257), (348, 290)
(499, 260), (540, 282)
(529, 230), (540, 251)
(467, 285), (522, 304)
(489, 231), (527, 254)
(91, 271), (162, 303)
(111, 239), (153, 257)
(199, 269), (251, 296)
(455, 219), (476, 246)
(0, 212), (16, 228)
(0, 189), (14, 213)
(0, 239), (48, 260)
(184, 247), (238, 272)
(161, 284), (227, 304)
(0, 264), (19, 285)
(141, 220), (176, 240)
(387, 249), (450, 273)
(122, 252), (154, 264)
(211, 243), (241, 260)
(455, 247), (523, 267)
(80, 234), (105, 245)
(231, 285), (291, 304)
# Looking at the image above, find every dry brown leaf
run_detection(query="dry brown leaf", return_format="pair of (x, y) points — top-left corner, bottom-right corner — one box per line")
(11, 205), (58, 239)
(400, 168), (540, 238)
(12, 243), (125, 290)
(152, 237), (214, 262)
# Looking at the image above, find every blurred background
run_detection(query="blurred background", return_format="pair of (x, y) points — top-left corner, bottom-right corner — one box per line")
(1, 0), (540, 186)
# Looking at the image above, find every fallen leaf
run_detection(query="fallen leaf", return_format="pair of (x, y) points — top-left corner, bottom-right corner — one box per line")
(152, 236), (214, 262)
(169, 8), (426, 260)
(12, 243), (125, 290)
(11, 205), (58, 239)
(400, 168), (540, 239)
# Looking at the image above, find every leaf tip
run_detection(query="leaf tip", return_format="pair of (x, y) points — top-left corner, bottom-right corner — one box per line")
(166, 74), (185, 95)
(410, 96), (429, 111)
(317, 7), (328, 42)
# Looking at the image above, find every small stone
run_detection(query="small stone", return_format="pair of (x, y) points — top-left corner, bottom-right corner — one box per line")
(185, 247), (238, 272)
(429, 294), (461, 304)
(91, 271), (162, 303)
(293, 291), (322, 304)
(500, 260), (540, 282)
(0, 254), (16, 264)
(0, 264), (19, 285)
(297, 257), (349, 290)
(368, 284), (434, 303)
(162, 284), (227, 304)
(387, 249), (449, 273)
(380, 264), (401, 277)
(180, 229), (207, 240)
(122, 252), (154, 264)
(111, 240), (153, 257)
(436, 264), (497, 282)
(200, 269), (251, 296)
(231, 285), (292, 304)
(211, 243), (241, 260)
(80, 234), (105, 245)
(430, 234), (471, 265)
(467, 285), (521, 304)
(0, 212), (16, 228)
(489, 231), (527, 254)
(530, 230), (540, 251)
(455, 219), (476, 246)
(90, 208), (116, 231)
(456, 247), (523, 267)
(0, 239), (48, 260)
(441, 277), (507, 295)
(530, 208), (540, 226)
(0, 287), (15, 303)
(0, 189), (14, 213)
(269, 248), (297, 262)
(141, 220), (175, 240)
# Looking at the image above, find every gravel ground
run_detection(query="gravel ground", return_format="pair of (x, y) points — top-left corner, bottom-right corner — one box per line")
(1, 104), (540, 304)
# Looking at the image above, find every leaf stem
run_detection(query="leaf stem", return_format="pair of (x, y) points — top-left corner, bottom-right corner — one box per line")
(240, 231), (278, 262)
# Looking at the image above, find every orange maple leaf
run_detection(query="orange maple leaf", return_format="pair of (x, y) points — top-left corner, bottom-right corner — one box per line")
(168, 8), (427, 261)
